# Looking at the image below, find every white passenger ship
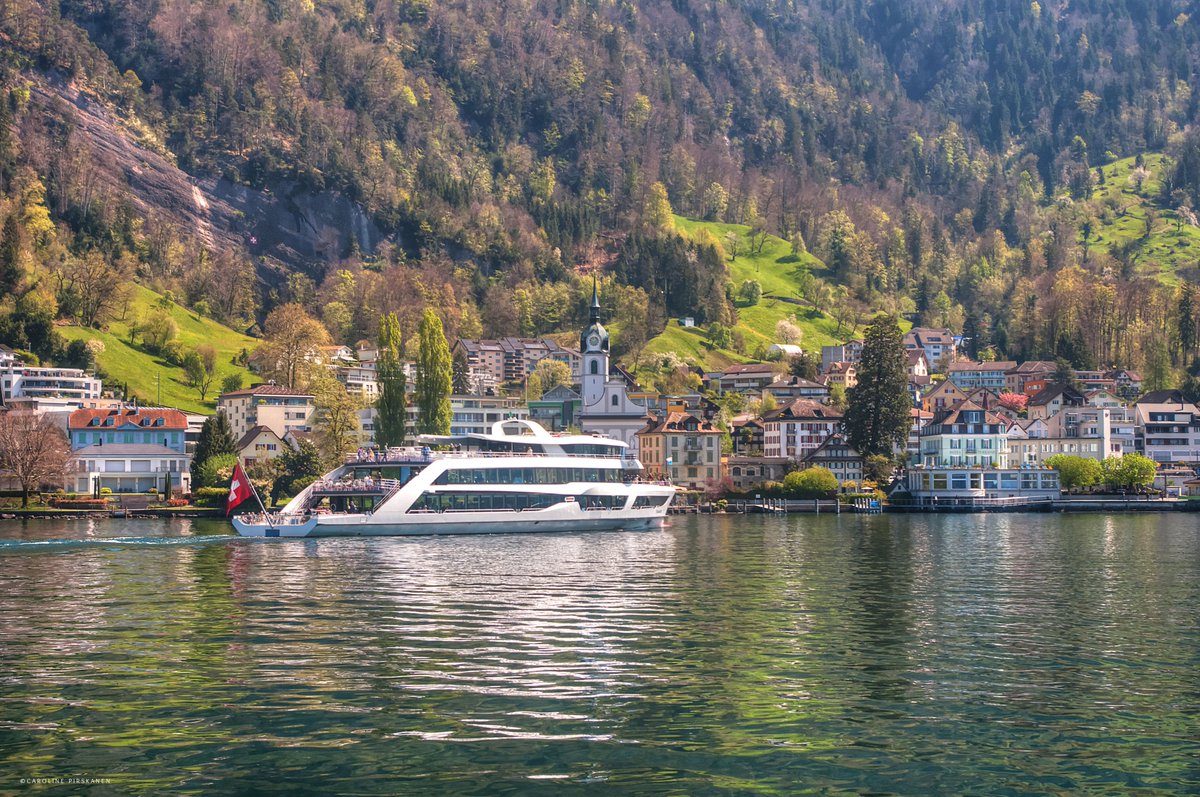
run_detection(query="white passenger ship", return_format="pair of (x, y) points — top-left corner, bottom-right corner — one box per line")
(231, 419), (675, 537)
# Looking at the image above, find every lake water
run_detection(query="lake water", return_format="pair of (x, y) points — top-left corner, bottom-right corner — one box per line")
(1, 514), (1197, 795)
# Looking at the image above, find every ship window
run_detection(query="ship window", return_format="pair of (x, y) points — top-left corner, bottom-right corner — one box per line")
(632, 495), (672, 508)
(578, 495), (625, 509)
(407, 492), (567, 513)
(434, 467), (622, 486)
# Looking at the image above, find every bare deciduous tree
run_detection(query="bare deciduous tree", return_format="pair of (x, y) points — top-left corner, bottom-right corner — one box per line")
(0, 412), (70, 507)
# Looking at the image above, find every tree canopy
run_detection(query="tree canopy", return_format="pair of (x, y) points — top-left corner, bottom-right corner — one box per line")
(415, 309), (453, 436)
(844, 314), (911, 457)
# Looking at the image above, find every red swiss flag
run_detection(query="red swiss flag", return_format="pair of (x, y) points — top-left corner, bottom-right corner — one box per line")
(226, 462), (254, 516)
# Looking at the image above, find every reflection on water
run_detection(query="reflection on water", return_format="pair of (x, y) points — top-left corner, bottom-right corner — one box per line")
(0, 514), (1197, 794)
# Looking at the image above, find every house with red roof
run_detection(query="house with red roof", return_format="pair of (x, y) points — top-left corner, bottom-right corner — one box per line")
(67, 407), (191, 494)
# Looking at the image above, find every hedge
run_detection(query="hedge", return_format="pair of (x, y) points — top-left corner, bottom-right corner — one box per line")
(49, 498), (111, 510)
(193, 486), (229, 507)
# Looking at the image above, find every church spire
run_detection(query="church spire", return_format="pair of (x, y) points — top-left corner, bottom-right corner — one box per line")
(580, 275), (610, 355)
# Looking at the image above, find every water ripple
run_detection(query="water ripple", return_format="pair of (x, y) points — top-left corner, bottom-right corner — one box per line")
(0, 514), (1197, 794)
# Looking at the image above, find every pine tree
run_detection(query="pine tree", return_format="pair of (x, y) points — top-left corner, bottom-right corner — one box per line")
(1178, 283), (1196, 362)
(0, 214), (21, 296)
(193, 413), (237, 487)
(451, 347), (471, 395)
(375, 312), (407, 447)
(844, 314), (911, 457)
(415, 308), (452, 435)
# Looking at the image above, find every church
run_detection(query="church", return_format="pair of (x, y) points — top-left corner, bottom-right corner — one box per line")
(578, 280), (653, 457)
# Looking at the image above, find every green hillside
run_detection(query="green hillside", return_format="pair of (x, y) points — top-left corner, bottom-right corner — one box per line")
(643, 218), (882, 372)
(1089, 154), (1200, 285)
(60, 286), (257, 415)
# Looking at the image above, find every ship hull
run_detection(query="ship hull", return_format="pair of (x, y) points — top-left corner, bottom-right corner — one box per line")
(231, 506), (669, 538)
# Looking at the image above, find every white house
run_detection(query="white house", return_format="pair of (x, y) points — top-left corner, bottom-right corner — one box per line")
(67, 407), (192, 494)
(1134, 399), (1200, 464)
(761, 398), (843, 460)
(2, 365), (103, 406)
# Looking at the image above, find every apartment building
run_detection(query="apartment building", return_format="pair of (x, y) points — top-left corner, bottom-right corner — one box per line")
(217, 384), (317, 440)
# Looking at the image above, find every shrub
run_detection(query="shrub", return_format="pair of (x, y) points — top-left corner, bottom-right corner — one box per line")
(100, 487), (113, 495)
(166, 498), (190, 507)
(782, 467), (838, 499)
(195, 453), (238, 488)
(49, 498), (110, 510)
(193, 486), (230, 507)
(839, 490), (886, 505)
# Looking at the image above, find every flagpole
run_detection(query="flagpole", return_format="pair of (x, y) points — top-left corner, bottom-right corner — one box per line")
(237, 458), (272, 521)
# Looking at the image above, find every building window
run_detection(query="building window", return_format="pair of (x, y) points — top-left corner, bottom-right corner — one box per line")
(611, 395), (619, 406)
(590, 360), (599, 375)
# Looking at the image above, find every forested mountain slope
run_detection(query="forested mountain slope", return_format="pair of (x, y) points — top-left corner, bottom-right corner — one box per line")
(2, 0), (1200, 392)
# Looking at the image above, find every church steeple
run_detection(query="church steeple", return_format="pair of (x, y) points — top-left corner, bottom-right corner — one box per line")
(580, 276), (609, 354)
(580, 277), (610, 406)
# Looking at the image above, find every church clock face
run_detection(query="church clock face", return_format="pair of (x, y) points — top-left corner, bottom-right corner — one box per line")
(588, 334), (601, 349)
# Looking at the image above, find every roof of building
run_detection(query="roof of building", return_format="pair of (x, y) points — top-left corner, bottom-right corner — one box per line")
(219, 384), (315, 399)
(237, 425), (286, 451)
(1028, 384), (1088, 407)
(826, 361), (855, 374)
(284, 429), (316, 446)
(947, 360), (1019, 372)
(1007, 360), (1057, 375)
(638, 412), (721, 435)
(1136, 389), (1185, 405)
(763, 398), (844, 422)
(804, 433), (862, 463)
(924, 380), (966, 399)
(1133, 400), (1200, 417)
(718, 363), (780, 376)
(539, 384), (581, 400)
(928, 400), (1008, 427)
(68, 407), (188, 430)
(906, 350), (928, 365)
(964, 387), (1000, 404)
(905, 327), (954, 345)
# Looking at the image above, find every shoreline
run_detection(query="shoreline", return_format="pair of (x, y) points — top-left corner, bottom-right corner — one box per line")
(711, 496), (1200, 515)
(0, 507), (227, 520)
(1, 498), (1195, 521)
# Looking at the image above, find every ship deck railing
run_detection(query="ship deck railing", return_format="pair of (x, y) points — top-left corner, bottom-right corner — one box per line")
(236, 513), (312, 526)
(310, 477), (402, 495)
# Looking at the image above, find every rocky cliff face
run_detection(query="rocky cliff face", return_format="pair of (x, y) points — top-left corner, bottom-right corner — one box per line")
(30, 76), (386, 284)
